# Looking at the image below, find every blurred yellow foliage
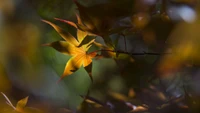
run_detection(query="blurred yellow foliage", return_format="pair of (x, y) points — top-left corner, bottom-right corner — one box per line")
(132, 13), (150, 30)
(0, 0), (15, 15)
(158, 13), (200, 75)
(0, 63), (11, 92)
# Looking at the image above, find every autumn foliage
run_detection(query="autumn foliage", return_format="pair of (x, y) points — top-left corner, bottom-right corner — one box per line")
(0, 0), (200, 113)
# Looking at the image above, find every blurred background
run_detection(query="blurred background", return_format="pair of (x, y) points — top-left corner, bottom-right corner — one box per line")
(0, 0), (200, 113)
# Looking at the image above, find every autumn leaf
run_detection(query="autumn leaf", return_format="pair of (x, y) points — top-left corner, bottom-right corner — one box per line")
(42, 19), (79, 46)
(55, 14), (95, 37)
(42, 20), (97, 82)
(1, 92), (42, 113)
(15, 96), (43, 113)
(15, 96), (29, 112)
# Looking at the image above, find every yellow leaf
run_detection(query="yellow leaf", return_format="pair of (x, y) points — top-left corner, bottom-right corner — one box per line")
(16, 96), (28, 112)
(54, 18), (88, 43)
(82, 39), (95, 51)
(42, 41), (89, 56)
(42, 41), (78, 56)
(58, 51), (95, 81)
(82, 55), (92, 67)
(43, 18), (97, 82)
(77, 30), (87, 43)
(108, 91), (129, 101)
(42, 19), (79, 46)
(65, 55), (85, 73)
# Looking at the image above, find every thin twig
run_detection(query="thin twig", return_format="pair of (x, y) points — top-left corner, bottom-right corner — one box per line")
(91, 49), (171, 56)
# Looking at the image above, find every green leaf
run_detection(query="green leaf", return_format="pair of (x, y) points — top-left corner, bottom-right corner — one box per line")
(58, 51), (96, 82)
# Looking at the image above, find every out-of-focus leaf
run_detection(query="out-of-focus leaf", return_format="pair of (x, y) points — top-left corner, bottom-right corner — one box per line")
(0, 64), (11, 92)
(131, 13), (150, 30)
(16, 96), (28, 112)
(158, 17), (200, 75)
(77, 100), (112, 113)
(128, 88), (136, 98)
(73, 0), (98, 32)
(1, 93), (43, 113)
(128, 105), (148, 113)
(72, 0), (131, 37)
(108, 91), (129, 101)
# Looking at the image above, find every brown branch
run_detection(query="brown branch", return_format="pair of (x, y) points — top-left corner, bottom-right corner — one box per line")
(92, 49), (171, 56)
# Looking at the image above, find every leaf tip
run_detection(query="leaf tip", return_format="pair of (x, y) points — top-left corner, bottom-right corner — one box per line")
(56, 78), (62, 84)
(41, 19), (48, 23)
(54, 18), (65, 22)
(57, 75), (65, 84)
(55, 18), (78, 28)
